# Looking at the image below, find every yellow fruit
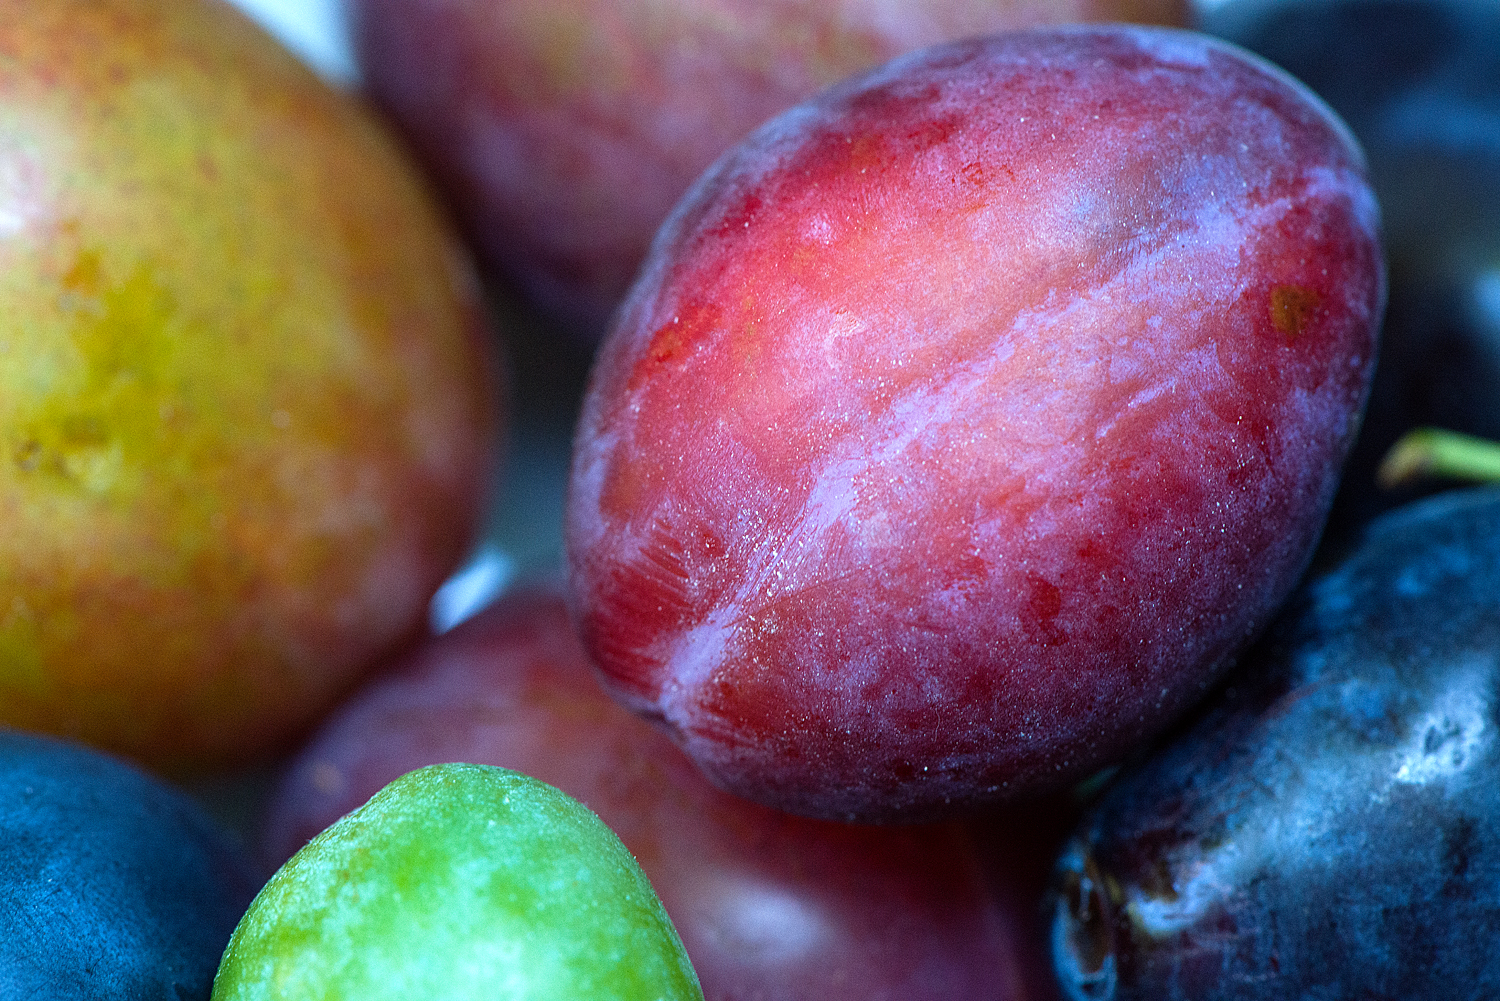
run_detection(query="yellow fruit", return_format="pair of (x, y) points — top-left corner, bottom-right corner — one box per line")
(0, 0), (502, 770)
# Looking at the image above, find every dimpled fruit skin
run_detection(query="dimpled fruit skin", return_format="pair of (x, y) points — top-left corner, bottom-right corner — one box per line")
(213, 763), (704, 1001)
(566, 26), (1384, 823)
(1050, 485), (1500, 1000)
(349, 0), (1191, 340)
(0, 0), (500, 769)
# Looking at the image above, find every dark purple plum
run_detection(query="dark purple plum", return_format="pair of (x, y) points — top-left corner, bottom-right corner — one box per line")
(0, 729), (257, 1000)
(1050, 485), (1500, 1000)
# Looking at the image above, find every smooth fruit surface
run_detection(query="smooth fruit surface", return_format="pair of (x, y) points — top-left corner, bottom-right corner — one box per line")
(1050, 485), (1500, 1000)
(0, 0), (501, 769)
(348, 0), (1191, 340)
(0, 728), (257, 1001)
(215, 762), (703, 1001)
(567, 26), (1384, 821)
(262, 589), (1037, 1001)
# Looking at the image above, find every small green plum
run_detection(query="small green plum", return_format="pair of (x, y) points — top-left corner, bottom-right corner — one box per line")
(212, 763), (704, 1001)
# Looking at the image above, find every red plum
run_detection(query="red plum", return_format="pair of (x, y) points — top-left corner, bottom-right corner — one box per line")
(565, 27), (1385, 821)
(347, 0), (1191, 340)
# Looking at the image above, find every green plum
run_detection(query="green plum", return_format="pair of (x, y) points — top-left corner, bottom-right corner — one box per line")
(212, 763), (703, 1001)
(0, 0), (501, 770)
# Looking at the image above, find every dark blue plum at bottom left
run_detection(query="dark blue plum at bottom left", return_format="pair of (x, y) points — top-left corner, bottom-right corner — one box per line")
(0, 729), (258, 1001)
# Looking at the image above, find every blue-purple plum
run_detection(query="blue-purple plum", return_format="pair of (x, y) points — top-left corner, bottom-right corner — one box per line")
(0, 729), (257, 1000)
(1050, 485), (1500, 999)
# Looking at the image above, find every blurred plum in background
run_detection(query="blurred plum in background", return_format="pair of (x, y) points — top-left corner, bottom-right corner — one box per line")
(262, 589), (1052, 1001)
(345, 0), (1192, 342)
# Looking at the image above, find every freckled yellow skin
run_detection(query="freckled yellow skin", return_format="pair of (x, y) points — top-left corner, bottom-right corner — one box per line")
(0, 0), (501, 770)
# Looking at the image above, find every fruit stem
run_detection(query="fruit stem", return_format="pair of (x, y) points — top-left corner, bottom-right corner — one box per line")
(1377, 427), (1500, 489)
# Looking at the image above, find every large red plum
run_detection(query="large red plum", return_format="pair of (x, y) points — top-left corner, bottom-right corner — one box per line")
(566, 27), (1385, 822)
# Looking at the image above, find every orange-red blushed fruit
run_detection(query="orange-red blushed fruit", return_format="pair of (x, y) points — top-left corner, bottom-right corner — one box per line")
(0, 0), (502, 770)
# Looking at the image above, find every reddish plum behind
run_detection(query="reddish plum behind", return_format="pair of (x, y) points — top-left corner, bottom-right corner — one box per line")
(566, 27), (1384, 822)
(261, 590), (1042, 1001)
(347, 0), (1189, 340)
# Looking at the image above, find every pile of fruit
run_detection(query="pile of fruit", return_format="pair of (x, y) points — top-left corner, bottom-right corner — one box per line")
(2, 0), (1496, 998)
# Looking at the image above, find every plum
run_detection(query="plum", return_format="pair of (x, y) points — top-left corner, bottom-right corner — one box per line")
(0, 0), (501, 770)
(566, 26), (1385, 822)
(1203, 0), (1500, 544)
(215, 762), (702, 1001)
(346, 0), (1191, 341)
(0, 728), (257, 1000)
(261, 588), (1042, 1001)
(1049, 484), (1500, 999)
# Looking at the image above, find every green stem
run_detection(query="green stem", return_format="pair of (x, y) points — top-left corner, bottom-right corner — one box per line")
(1377, 427), (1500, 488)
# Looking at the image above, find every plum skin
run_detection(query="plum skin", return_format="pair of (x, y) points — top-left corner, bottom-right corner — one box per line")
(0, 729), (258, 1001)
(1050, 485), (1500, 999)
(566, 26), (1385, 823)
(347, 0), (1191, 340)
(260, 589), (1038, 1001)
(1204, 0), (1500, 545)
(0, 0), (502, 770)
